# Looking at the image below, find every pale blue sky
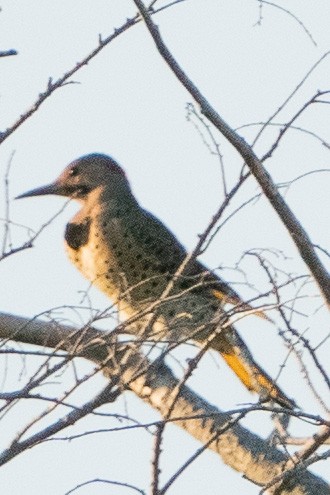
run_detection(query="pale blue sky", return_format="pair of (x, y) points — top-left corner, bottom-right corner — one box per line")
(0, 1), (329, 493)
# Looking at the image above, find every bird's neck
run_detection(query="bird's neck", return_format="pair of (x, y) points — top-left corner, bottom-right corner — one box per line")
(81, 184), (138, 219)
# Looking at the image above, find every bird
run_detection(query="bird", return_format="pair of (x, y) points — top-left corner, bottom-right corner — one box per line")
(17, 153), (295, 409)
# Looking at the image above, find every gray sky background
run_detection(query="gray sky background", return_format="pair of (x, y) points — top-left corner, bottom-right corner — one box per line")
(0, 1), (329, 494)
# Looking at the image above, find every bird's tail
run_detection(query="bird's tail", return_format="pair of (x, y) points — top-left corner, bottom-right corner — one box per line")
(209, 332), (295, 409)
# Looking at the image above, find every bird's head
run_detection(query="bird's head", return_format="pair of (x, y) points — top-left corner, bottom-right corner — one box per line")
(16, 153), (130, 202)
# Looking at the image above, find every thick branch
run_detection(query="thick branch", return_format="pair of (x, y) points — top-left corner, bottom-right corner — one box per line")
(132, 0), (330, 308)
(0, 312), (328, 495)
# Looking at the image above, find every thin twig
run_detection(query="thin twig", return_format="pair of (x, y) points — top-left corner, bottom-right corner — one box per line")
(0, 1), (184, 145)
(0, 49), (17, 58)
(255, 1), (317, 46)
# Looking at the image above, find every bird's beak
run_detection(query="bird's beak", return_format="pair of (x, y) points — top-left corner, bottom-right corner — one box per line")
(16, 182), (62, 200)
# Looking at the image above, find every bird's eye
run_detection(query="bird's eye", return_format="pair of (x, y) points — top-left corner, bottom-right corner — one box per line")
(69, 166), (79, 177)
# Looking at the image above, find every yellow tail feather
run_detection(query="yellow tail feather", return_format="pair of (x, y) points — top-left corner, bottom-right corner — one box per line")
(209, 333), (295, 409)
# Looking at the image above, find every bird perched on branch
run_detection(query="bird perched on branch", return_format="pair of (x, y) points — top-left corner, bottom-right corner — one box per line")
(17, 153), (295, 409)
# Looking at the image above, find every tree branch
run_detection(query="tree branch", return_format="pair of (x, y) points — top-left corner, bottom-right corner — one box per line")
(0, 312), (328, 494)
(0, 49), (17, 58)
(0, 1), (183, 146)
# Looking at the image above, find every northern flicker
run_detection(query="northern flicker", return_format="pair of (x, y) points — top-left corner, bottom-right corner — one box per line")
(17, 153), (295, 409)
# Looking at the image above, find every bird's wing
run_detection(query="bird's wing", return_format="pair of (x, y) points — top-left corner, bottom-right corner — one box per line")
(131, 209), (269, 320)
(190, 260), (271, 320)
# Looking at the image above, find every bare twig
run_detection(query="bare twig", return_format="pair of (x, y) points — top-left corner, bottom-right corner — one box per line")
(186, 102), (228, 196)
(159, 412), (245, 495)
(151, 423), (162, 495)
(251, 50), (330, 147)
(0, 382), (120, 467)
(237, 122), (330, 150)
(1, 152), (15, 255)
(255, 1), (317, 46)
(65, 478), (146, 495)
(261, 91), (330, 161)
(0, 1), (183, 145)
(0, 200), (71, 262)
(0, 49), (17, 58)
